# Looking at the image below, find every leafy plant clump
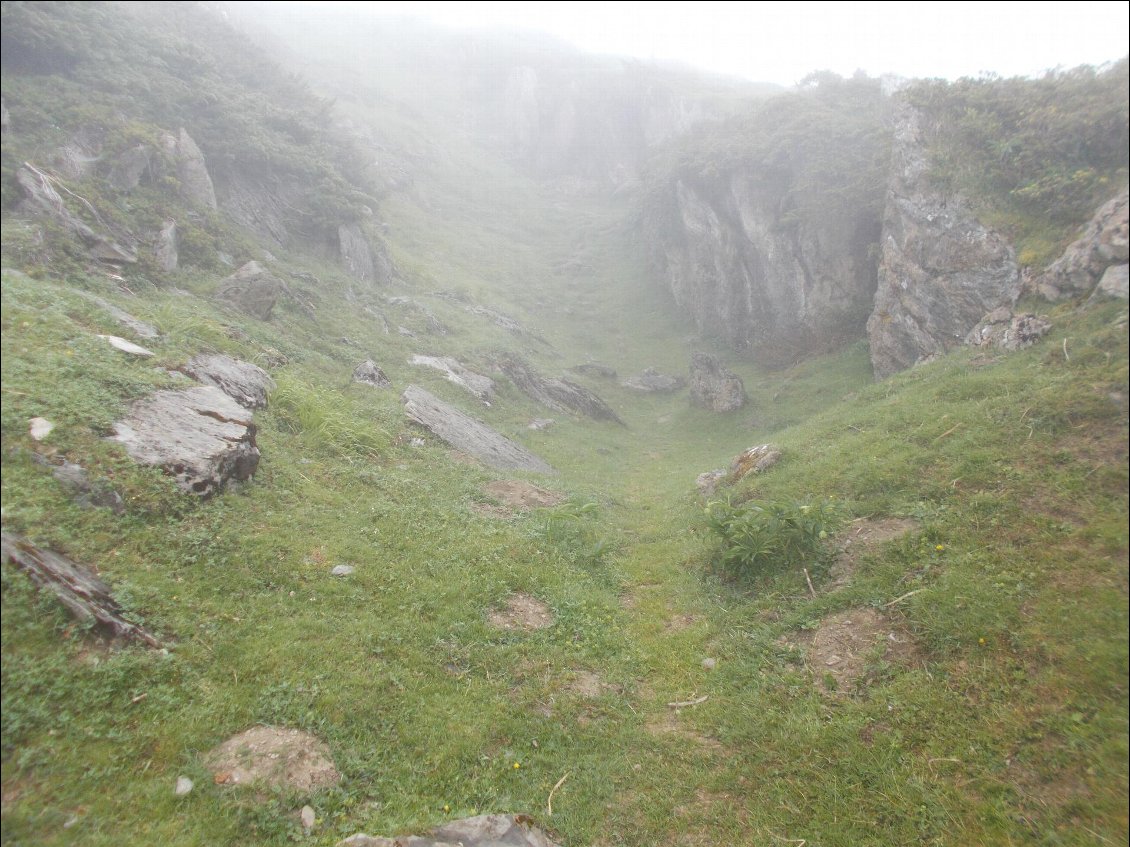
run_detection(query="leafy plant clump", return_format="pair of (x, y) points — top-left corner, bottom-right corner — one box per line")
(704, 496), (840, 580)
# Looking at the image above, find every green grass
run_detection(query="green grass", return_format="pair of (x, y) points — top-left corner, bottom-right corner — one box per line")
(3, 78), (1128, 847)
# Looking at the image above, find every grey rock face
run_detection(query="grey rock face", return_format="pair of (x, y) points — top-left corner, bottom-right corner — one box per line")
(107, 144), (154, 193)
(494, 354), (623, 424)
(79, 293), (160, 340)
(109, 386), (259, 497)
(175, 128), (217, 210)
(215, 261), (285, 320)
(966, 307), (1052, 351)
(401, 385), (554, 473)
(180, 354), (275, 409)
(338, 223), (395, 284)
(621, 367), (684, 393)
(353, 360), (391, 388)
(336, 813), (561, 847)
(695, 469), (726, 497)
(410, 355), (495, 403)
(688, 352), (746, 412)
(1096, 263), (1129, 300)
(1032, 190), (1128, 300)
(154, 220), (178, 272)
(867, 106), (1020, 379)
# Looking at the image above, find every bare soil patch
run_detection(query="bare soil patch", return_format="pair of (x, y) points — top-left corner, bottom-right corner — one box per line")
(804, 607), (919, 694)
(488, 592), (554, 631)
(206, 726), (339, 793)
(645, 712), (724, 750)
(482, 480), (565, 510)
(828, 517), (918, 589)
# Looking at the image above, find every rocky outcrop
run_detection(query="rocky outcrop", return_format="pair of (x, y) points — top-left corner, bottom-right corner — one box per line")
(79, 293), (160, 340)
(215, 261), (285, 320)
(337, 814), (561, 847)
(1031, 190), (1128, 301)
(410, 355), (495, 404)
(353, 360), (391, 388)
(729, 443), (782, 482)
(2, 532), (159, 646)
(107, 143), (155, 193)
(154, 220), (178, 272)
(109, 386), (260, 496)
(966, 307), (1052, 351)
(180, 354), (275, 409)
(51, 461), (126, 514)
(494, 354), (623, 424)
(621, 368), (683, 393)
(689, 353), (745, 412)
(1097, 263), (1129, 299)
(867, 107), (1020, 379)
(401, 385), (554, 473)
(173, 128), (217, 210)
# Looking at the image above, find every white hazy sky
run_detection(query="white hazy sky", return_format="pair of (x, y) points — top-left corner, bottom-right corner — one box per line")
(319, 1), (1130, 85)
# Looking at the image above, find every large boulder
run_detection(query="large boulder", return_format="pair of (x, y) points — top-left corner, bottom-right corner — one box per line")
(494, 354), (623, 424)
(215, 261), (285, 320)
(401, 385), (554, 473)
(867, 106), (1020, 379)
(689, 352), (746, 412)
(353, 360), (391, 388)
(966, 307), (1052, 351)
(1031, 190), (1128, 300)
(174, 128), (217, 210)
(109, 386), (260, 496)
(180, 354), (275, 409)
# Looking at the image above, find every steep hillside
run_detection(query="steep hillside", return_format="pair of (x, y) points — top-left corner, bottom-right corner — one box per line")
(1, 5), (1127, 847)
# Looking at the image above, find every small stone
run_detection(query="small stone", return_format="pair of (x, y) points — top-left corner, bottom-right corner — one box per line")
(98, 334), (154, 357)
(300, 805), (316, 831)
(174, 776), (194, 796)
(28, 417), (54, 441)
(330, 565), (355, 577)
(702, 657), (717, 670)
(527, 418), (555, 431)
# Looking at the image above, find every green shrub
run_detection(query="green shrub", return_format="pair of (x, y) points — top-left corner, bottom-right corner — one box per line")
(704, 496), (839, 580)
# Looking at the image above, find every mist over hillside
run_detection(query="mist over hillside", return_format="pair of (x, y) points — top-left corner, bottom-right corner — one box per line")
(1, 3), (1127, 846)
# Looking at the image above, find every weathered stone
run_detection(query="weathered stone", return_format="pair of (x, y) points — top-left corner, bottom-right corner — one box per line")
(109, 386), (259, 497)
(527, 418), (554, 431)
(80, 293), (160, 340)
(867, 106), (1020, 379)
(98, 334), (154, 357)
(154, 220), (178, 272)
(107, 144), (153, 193)
(966, 308), (1052, 351)
(1032, 190), (1128, 300)
(29, 417), (55, 441)
(335, 814), (561, 847)
(1095, 263), (1129, 300)
(330, 565), (355, 577)
(353, 360), (392, 388)
(175, 128), (217, 210)
(695, 469), (726, 497)
(570, 362), (618, 379)
(52, 461), (126, 514)
(621, 367), (683, 393)
(215, 261), (285, 320)
(180, 354), (275, 410)
(174, 777), (194, 797)
(206, 726), (339, 794)
(729, 444), (782, 482)
(495, 354), (623, 424)
(401, 385), (554, 473)
(410, 355), (495, 403)
(300, 805), (316, 832)
(688, 352), (745, 412)
(1, 532), (160, 646)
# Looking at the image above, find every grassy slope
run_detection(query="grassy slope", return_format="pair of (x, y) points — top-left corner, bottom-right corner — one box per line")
(2, 23), (1128, 847)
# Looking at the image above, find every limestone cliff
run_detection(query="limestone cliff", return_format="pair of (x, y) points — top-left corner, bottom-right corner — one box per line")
(866, 107), (1020, 379)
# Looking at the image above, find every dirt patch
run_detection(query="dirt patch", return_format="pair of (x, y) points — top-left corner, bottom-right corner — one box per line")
(664, 612), (699, 633)
(206, 726), (340, 793)
(645, 712), (723, 750)
(803, 607), (918, 695)
(828, 517), (918, 589)
(488, 592), (554, 631)
(481, 480), (565, 511)
(470, 501), (514, 519)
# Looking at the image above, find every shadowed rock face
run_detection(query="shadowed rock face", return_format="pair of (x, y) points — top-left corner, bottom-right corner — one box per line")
(493, 354), (623, 424)
(401, 385), (554, 473)
(867, 106), (1020, 379)
(109, 386), (259, 496)
(1031, 190), (1128, 301)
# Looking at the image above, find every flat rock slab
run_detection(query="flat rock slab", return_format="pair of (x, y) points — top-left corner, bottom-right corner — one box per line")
(207, 726), (339, 794)
(98, 334), (154, 357)
(621, 367), (684, 393)
(401, 385), (553, 473)
(410, 355), (494, 403)
(81, 293), (160, 339)
(1, 531), (160, 646)
(338, 814), (561, 847)
(109, 385), (259, 496)
(180, 353), (275, 409)
(482, 480), (565, 510)
(494, 354), (622, 424)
